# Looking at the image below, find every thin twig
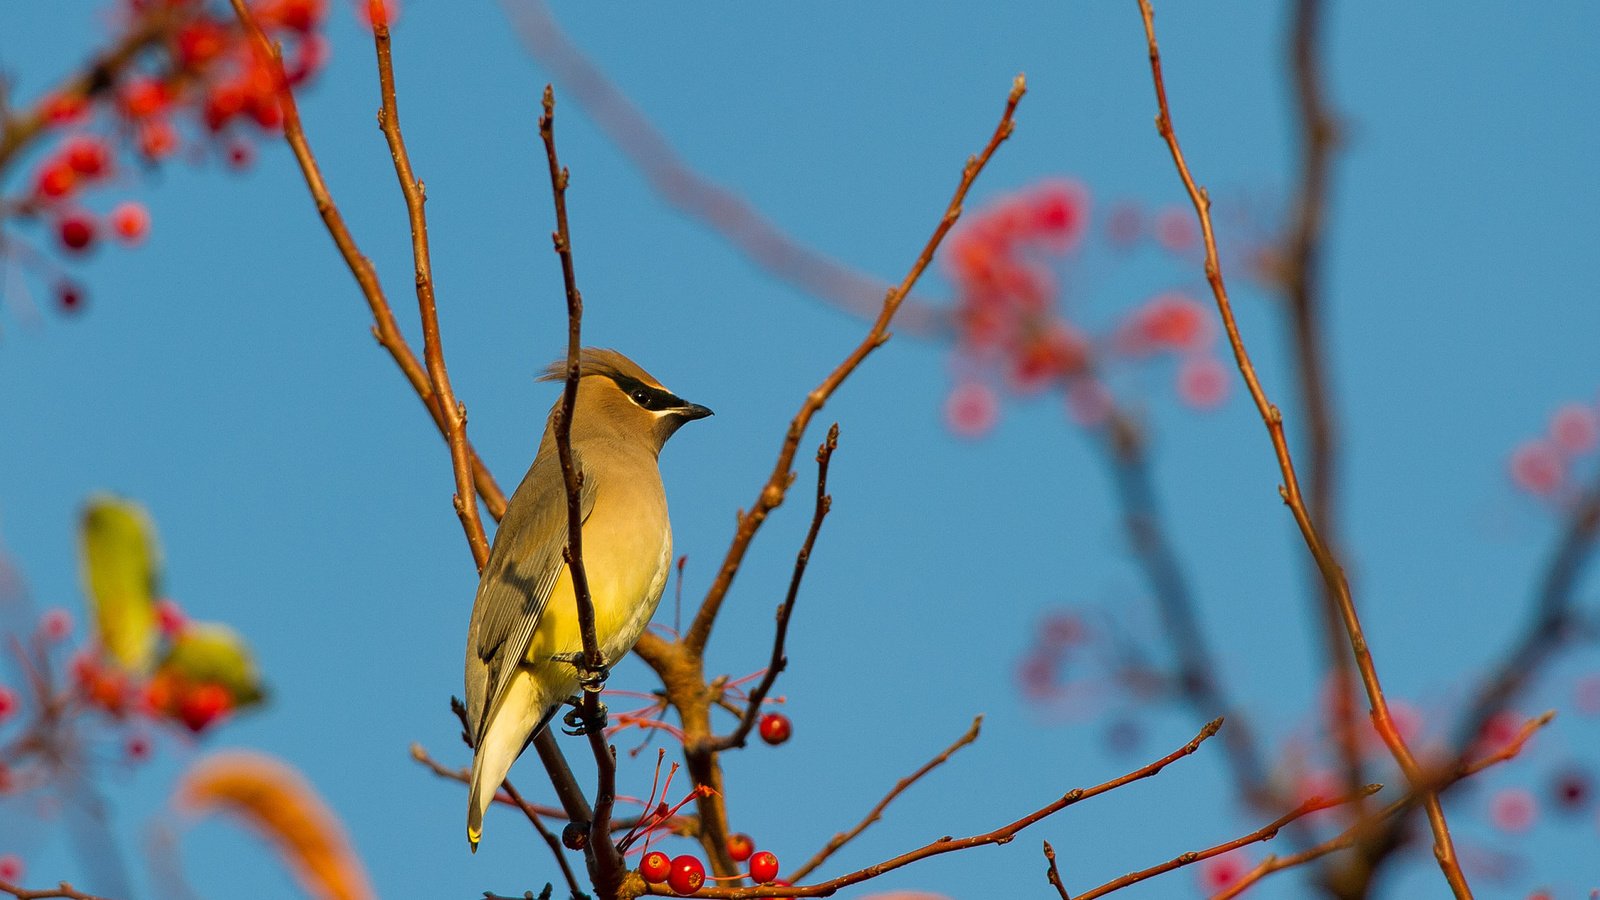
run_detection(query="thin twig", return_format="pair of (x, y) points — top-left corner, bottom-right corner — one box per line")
(682, 74), (1028, 659)
(709, 425), (839, 754)
(787, 714), (982, 883)
(227, 0), (508, 520)
(1218, 711), (1556, 900)
(1069, 783), (1381, 900)
(1131, 4), (1471, 896)
(644, 719), (1223, 897)
(370, 13), (489, 571)
(538, 85), (624, 892)
(0, 882), (110, 900)
(498, 0), (949, 337)
(501, 779), (586, 900)
(1044, 841), (1071, 900)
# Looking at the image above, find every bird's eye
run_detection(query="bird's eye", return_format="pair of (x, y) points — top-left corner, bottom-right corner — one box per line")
(631, 389), (650, 404)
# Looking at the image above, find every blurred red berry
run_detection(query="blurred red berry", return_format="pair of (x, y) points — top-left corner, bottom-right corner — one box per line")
(1198, 852), (1247, 891)
(1549, 403), (1599, 455)
(177, 683), (232, 733)
(749, 850), (780, 884)
(1137, 292), (1211, 351)
(1490, 787), (1536, 833)
(285, 34), (330, 85)
(35, 160), (77, 200)
(1040, 612), (1085, 646)
(137, 119), (179, 160)
(667, 854), (705, 896)
(725, 833), (754, 863)
(1177, 355), (1229, 409)
(144, 672), (180, 716)
(1550, 768), (1591, 812)
(40, 608), (74, 641)
(1154, 205), (1198, 253)
(1010, 322), (1089, 392)
(44, 92), (90, 126)
(86, 668), (130, 715)
(0, 686), (17, 721)
(1475, 710), (1522, 755)
(271, 0), (328, 31)
(1509, 440), (1564, 496)
(203, 83), (247, 131)
(63, 136), (111, 178)
(174, 18), (228, 69)
(945, 381), (999, 439)
(1576, 673), (1600, 715)
(639, 850), (671, 884)
(121, 78), (170, 119)
(57, 214), (97, 253)
(758, 712), (791, 746)
(55, 281), (86, 314)
(110, 202), (151, 245)
(124, 733), (153, 762)
(226, 141), (255, 169)
(360, 0), (400, 29)
(0, 854), (22, 884)
(1028, 178), (1089, 251)
(155, 598), (187, 636)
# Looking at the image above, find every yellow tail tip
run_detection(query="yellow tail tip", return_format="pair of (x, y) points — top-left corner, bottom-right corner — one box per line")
(468, 827), (480, 853)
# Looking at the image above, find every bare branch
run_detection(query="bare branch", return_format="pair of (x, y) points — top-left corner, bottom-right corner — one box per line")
(1132, 3), (1471, 895)
(0, 882), (111, 900)
(787, 715), (982, 884)
(644, 719), (1223, 897)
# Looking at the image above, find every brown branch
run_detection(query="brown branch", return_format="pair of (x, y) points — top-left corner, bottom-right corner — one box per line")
(682, 74), (1027, 659)
(501, 779), (586, 900)
(538, 85), (624, 893)
(709, 424), (839, 754)
(1220, 711), (1556, 900)
(227, 0), (508, 521)
(498, 0), (949, 337)
(1131, 4), (1472, 896)
(1044, 841), (1071, 900)
(370, 15), (489, 572)
(787, 714), (982, 884)
(0, 882), (110, 900)
(643, 719), (1222, 897)
(1069, 783), (1381, 900)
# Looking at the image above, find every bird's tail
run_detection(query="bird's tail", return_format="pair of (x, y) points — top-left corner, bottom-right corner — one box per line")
(466, 671), (552, 851)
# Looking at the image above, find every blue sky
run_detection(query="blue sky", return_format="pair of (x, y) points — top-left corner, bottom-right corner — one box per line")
(2, 2), (1597, 898)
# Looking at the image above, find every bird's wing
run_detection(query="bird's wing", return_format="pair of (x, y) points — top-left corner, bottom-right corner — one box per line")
(466, 446), (597, 745)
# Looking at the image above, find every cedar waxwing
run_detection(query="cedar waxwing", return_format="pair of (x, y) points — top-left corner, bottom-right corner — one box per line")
(80, 495), (162, 674)
(463, 348), (711, 849)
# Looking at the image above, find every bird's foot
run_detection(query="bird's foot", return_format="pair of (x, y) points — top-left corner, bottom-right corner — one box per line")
(562, 701), (609, 736)
(550, 652), (611, 693)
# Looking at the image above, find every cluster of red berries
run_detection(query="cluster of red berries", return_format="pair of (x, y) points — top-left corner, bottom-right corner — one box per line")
(637, 834), (787, 896)
(1508, 398), (1599, 500)
(11, 0), (331, 314)
(939, 179), (1231, 438)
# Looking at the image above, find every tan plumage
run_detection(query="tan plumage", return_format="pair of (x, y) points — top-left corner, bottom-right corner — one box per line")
(463, 349), (711, 849)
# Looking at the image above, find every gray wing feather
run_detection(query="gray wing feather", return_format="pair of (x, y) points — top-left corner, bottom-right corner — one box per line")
(465, 446), (596, 746)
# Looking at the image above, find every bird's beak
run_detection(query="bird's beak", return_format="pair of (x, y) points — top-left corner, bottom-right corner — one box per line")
(678, 403), (714, 421)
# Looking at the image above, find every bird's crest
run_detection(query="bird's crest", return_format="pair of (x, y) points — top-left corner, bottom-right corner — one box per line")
(538, 348), (663, 390)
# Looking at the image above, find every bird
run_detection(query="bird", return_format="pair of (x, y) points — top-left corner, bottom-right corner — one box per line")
(463, 348), (712, 850)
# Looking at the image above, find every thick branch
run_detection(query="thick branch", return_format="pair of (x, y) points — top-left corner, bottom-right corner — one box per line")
(0, 882), (110, 900)
(1132, 3), (1471, 895)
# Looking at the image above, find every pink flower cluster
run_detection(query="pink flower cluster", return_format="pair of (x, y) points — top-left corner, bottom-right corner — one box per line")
(940, 179), (1231, 437)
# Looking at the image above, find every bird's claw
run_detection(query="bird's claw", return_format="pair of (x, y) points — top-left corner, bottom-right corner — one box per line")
(562, 702), (608, 735)
(551, 652), (611, 693)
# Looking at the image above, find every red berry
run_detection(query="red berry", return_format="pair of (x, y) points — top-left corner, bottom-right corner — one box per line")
(121, 78), (170, 119)
(57, 214), (97, 253)
(944, 381), (998, 438)
(63, 136), (111, 178)
(0, 685), (17, 720)
(177, 682), (231, 733)
(725, 832), (754, 863)
(44, 93), (89, 126)
(35, 160), (77, 199)
(137, 119), (179, 160)
(124, 733), (152, 762)
(175, 18), (229, 69)
(225, 141), (255, 170)
(55, 281), (85, 314)
(666, 855), (704, 896)
(749, 850), (780, 884)
(1550, 767), (1592, 812)
(40, 608), (74, 640)
(0, 854), (22, 883)
(758, 712), (791, 745)
(110, 202), (151, 245)
(1489, 787), (1537, 833)
(155, 598), (187, 636)
(639, 850), (671, 884)
(1177, 355), (1229, 410)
